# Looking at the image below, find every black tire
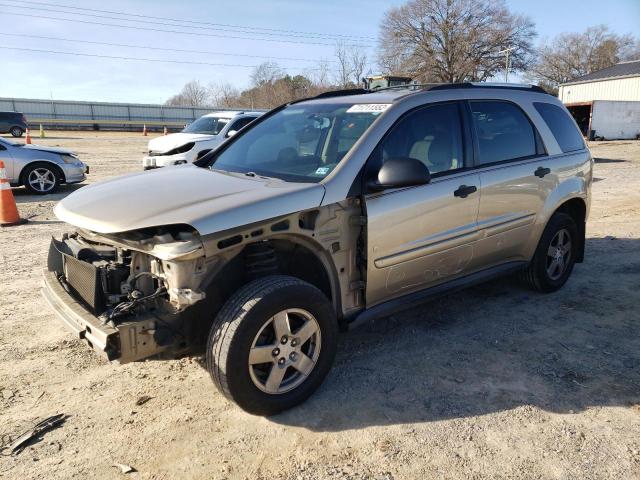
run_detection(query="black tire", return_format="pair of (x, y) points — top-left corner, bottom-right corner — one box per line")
(22, 162), (61, 195)
(522, 212), (577, 292)
(206, 275), (338, 416)
(10, 126), (23, 137)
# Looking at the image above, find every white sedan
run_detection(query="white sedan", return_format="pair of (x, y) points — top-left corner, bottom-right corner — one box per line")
(0, 137), (87, 194)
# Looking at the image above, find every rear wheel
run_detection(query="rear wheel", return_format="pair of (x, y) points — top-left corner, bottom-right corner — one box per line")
(10, 126), (23, 137)
(206, 275), (338, 415)
(23, 163), (61, 195)
(522, 212), (577, 292)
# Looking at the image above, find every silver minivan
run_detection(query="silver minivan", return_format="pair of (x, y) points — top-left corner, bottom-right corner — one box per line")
(44, 83), (591, 414)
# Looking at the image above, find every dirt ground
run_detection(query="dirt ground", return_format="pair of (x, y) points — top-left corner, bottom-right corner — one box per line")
(1, 132), (639, 479)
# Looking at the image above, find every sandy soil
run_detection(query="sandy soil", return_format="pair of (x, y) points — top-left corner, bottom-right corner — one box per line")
(1, 132), (639, 479)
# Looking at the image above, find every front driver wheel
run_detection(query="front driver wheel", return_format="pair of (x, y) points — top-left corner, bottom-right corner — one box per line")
(206, 275), (338, 415)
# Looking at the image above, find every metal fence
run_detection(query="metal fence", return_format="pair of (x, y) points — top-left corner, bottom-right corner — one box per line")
(0, 97), (242, 131)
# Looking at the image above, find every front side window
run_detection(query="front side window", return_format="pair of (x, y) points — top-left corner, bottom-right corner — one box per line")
(210, 103), (383, 182)
(470, 101), (538, 165)
(373, 102), (464, 176)
(534, 102), (585, 153)
(183, 116), (230, 135)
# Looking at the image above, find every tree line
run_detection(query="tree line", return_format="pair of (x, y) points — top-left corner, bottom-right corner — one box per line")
(166, 0), (639, 109)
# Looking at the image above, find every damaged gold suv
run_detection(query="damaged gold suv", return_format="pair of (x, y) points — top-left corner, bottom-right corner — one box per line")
(44, 84), (592, 415)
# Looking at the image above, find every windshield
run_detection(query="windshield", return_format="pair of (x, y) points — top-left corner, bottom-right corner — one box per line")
(210, 102), (385, 182)
(183, 116), (230, 135)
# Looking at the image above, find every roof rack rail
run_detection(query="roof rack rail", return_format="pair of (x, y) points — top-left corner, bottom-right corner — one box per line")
(428, 82), (548, 94)
(368, 83), (438, 92)
(313, 88), (369, 99)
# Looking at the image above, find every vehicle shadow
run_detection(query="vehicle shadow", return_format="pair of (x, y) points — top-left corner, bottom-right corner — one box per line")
(594, 157), (627, 164)
(272, 237), (640, 431)
(12, 183), (85, 204)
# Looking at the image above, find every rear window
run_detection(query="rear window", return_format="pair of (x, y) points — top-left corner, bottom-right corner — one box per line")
(534, 103), (585, 153)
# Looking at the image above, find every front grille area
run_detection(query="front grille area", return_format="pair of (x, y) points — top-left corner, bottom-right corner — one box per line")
(48, 238), (105, 314)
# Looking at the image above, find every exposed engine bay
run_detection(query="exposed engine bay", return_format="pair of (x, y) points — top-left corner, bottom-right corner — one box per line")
(45, 225), (210, 362)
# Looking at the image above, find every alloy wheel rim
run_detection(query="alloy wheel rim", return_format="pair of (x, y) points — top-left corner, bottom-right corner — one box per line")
(546, 228), (571, 280)
(28, 168), (56, 192)
(248, 308), (321, 395)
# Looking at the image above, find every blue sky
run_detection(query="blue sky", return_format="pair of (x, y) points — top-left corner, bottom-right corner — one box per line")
(1, 0), (638, 103)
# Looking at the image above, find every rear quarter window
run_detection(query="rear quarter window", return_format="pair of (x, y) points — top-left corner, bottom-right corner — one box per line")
(534, 102), (585, 153)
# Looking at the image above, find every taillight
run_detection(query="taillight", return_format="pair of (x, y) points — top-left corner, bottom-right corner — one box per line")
(21, 115), (27, 123)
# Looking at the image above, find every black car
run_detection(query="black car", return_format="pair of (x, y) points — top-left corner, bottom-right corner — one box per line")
(0, 111), (28, 137)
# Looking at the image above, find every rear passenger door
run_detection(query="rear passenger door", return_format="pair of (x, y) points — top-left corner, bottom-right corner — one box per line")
(364, 102), (481, 307)
(468, 100), (551, 269)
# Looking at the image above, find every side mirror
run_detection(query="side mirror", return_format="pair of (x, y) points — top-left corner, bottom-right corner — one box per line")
(226, 130), (237, 138)
(370, 157), (431, 191)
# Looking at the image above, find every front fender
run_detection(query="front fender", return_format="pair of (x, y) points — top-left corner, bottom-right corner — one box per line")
(18, 158), (67, 184)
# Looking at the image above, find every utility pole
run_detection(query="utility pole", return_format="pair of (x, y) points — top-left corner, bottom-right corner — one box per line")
(498, 47), (516, 82)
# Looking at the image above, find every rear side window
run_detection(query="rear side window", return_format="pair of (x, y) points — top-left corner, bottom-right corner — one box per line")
(228, 116), (256, 133)
(534, 102), (585, 153)
(470, 101), (538, 165)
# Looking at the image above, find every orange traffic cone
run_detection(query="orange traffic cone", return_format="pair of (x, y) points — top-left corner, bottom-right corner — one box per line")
(25, 128), (32, 144)
(0, 160), (27, 226)
(163, 126), (168, 136)
(143, 125), (148, 136)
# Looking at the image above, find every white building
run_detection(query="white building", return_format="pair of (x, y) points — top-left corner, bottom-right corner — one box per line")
(558, 60), (640, 140)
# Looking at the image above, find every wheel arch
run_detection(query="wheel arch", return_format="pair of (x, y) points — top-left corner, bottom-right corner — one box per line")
(205, 234), (340, 310)
(18, 160), (66, 186)
(183, 234), (344, 348)
(553, 197), (587, 263)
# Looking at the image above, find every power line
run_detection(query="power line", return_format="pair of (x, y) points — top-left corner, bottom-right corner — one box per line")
(0, 45), (320, 71)
(9, 0), (375, 42)
(1, 11), (366, 48)
(0, 32), (337, 64)
(2, 2), (355, 42)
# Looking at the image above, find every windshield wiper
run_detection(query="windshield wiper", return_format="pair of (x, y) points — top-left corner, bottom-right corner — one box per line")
(212, 168), (283, 182)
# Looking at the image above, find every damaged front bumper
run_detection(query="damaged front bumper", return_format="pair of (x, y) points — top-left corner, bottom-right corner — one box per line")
(42, 269), (165, 364)
(42, 235), (177, 364)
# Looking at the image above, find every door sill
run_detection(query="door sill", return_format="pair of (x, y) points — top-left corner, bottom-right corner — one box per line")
(347, 261), (527, 330)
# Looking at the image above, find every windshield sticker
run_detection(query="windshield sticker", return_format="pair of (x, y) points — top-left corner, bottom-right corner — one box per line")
(314, 166), (331, 175)
(346, 104), (391, 114)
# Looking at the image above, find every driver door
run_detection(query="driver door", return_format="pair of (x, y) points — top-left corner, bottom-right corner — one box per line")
(364, 102), (481, 307)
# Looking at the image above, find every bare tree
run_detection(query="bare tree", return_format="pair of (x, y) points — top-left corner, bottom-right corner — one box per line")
(334, 42), (353, 88)
(378, 0), (536, 83)
(622, 39), (640, 61)
(350, 46), (369, 85)
(164, 80), (210, 106)
(208, 82), (240, 108)
(334, 42), (369, 87)
(529, 25), (638, 87)
(250, 62), (285, 87)
(308, 58), (332, 88)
